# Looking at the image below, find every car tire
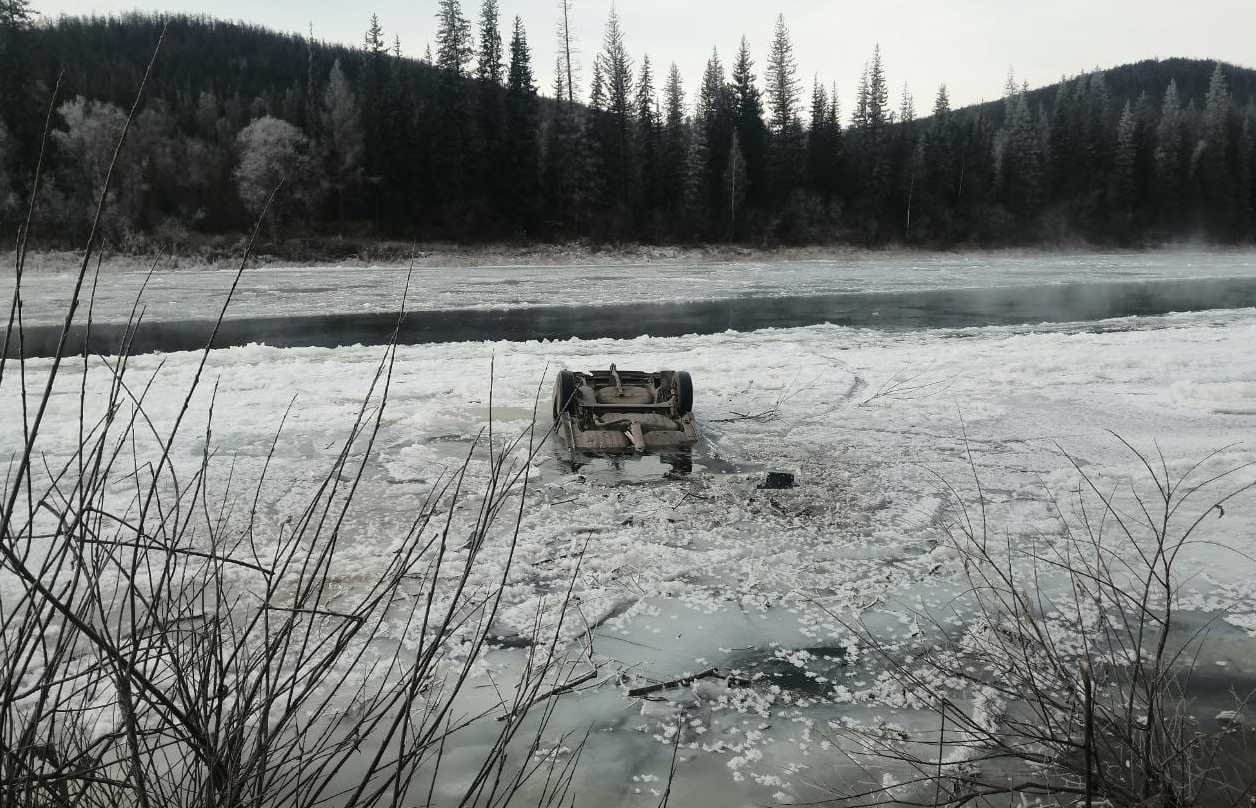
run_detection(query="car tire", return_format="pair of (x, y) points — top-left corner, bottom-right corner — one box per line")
(674, 371), (694, 415)
(554, 369), (578, 418)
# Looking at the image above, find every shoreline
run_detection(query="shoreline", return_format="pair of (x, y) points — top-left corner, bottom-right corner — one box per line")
(3, 239), (1244, 275)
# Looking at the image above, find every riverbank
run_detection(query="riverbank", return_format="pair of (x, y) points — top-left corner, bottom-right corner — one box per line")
(3, 238), (1237, 275)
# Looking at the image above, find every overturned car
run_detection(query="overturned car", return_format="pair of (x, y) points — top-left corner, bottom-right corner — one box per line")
(552, 366), (697, 464)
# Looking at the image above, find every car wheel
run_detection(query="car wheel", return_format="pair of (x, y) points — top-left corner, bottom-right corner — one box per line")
(554, 369), (578, 418)
(674, 371), (694, 415)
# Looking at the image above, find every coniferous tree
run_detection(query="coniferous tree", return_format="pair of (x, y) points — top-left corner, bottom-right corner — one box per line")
(764, 14), (804, 198)
(806, 78), (838, 202)
(916, 84), (956, 238)
(475, 0), (506, 205)
(361, 14), (389, 186)
(693, 48), (733, 231)
(592, 6), (634, 215)
(1113, 101), (1138, 233)
(730, 37), (768, 206)
(636, 55), (664, 221)
(850, 45), (892, 228)
(0, 0), (36, 168)
(433, 0), (474, 212)
(503, 16), (539, 230)
(1154, 80), (1190, 230)
(476, 0), (503, 84)
(1201, 65), (1235, 235)
(995, 82), (1047, 228)
(660, 63), (689, 215)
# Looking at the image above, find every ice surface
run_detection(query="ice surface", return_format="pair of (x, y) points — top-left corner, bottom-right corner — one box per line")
(4, 294), (1256, 804)
(2, 250), (1254, 326)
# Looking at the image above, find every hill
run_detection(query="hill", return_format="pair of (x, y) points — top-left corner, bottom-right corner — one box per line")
(0, 11), (1253, 249)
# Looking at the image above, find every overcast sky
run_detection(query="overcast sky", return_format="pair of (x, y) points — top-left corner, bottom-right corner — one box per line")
(33, 0), (1256, 112)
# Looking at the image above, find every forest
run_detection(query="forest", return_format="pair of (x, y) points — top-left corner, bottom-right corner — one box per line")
(2, 0), (1256, 249)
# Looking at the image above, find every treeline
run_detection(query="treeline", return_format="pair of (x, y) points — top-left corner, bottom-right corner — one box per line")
(2, 2), (1256, 247)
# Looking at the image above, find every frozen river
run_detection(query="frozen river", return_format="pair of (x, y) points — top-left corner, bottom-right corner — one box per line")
(4, 251), (1256, 357)
(2, 252), (1255, 806)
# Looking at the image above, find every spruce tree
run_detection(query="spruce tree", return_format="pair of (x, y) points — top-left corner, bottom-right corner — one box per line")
(636, 55), (663, 216)
(0, 0), (36, 165)
(361, 15), (389, 192)
(1201, 65), (1235, 235)
(476, 0), (506, 204)
(661, 63), (689, 214)
(1114, 101), (1138, 232)
(504, 16), (539, 229)
(436, 0), (474, 77)
(432, 0), (475, 209)
(730, 36), (768, 205)
(1154, 80), (1188, 229)
(765, 15), (804, 199)
(594, 5), (635, 212)
(476, 0), (503, 84)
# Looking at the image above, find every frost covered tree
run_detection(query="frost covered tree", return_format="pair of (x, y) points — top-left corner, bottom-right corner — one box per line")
(0, 120), (16, 222)
(1154, 80), (1189, 227)
(234, 116), (319, 227)
(53, 96), (146, 234)
(1200, 65), (1235, 233)
(321, 59), (364, 220)
(1114, 101), (1138, 227)
(995, 82), (1046, 225)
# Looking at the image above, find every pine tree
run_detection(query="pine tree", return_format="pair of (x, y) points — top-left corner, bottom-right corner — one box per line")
(765, 15), (804, 198)
(436, 0), (474, 77)
(475, 0), (506, 204)
(504, 16), (540, 229)
(660, 62), (689, 214)
(919, 83), (956, 236)
(361, 15), (390, 187)
(0, 0), (37, 164)
(1154, 80), (1188, 229)
(730, 36), (768, 206)
(593, 5), (634, 212)
(1201, 64), (1235, 235)
(432, 0), (475, 209)
(850, 45), (892, 222)
(995, 82), (1046, 226)
(1114, 100), (1138, 231)
(636, 54), (663, 216)
(476, 0), (503, 84)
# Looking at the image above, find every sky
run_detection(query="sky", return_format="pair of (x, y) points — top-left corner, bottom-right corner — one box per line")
(32, 0), (1256, 112)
